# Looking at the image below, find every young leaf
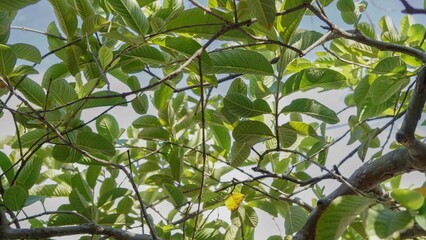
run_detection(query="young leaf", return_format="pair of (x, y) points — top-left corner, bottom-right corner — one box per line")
(281, 98), (339, 124)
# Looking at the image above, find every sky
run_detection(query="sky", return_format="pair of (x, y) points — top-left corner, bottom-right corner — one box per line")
(3, 0), (426, 239)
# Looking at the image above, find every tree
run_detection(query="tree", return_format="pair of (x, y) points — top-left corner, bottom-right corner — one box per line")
(0, 0), (425, 239)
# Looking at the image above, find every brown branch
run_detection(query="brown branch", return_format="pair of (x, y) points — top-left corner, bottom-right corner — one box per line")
(400, 0), (426, 14)
(0, 223), (153, 240)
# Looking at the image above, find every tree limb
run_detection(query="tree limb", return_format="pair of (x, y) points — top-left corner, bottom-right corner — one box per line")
(0, 223), (154, 240)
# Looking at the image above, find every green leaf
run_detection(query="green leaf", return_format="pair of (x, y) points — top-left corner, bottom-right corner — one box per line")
(82, 15), (109, 34)
(16, 158), (43, 190)
(132, 94), (149, 114)
(107, 0), (149, 35)
(166, 8), (245, 40)
(366, 204), (413, 239)
(14, 77), (46, 107)
(243, 205), (259, 227)
(279, 121), (319, 148)
(80, 91), (127, 109)
(98, 187), (131, 207)
(98, 45), (113, 70)
(74, 0), (96, 19)
(281, 99), (339, 124)
(138, 127), (170, 141)
(277, 0), (310, 43)
(282, 68), (347, 96)
(10, 43), (42, 63)
(228, 78), (248, 95)
(96, 114), (120, 141)
(4, 185), (29, 211)
(369, 76), (408, 105)
(337, 0), (355, 12)
(132, 115), (162, 128)
(42, 63), (69, 87)
(162, 36), (211, 66)
(12, 129), (47, 149)
(316, 196), (374, 240)
(247, 0), (275, 29)
(0, 44), (16, 76)
(223, 93), (272, 118)
(229, 142), (251, 167)
(125, 45), (166, 64)
(117, 196), (133, 214)
(76, 131), (116, 157)
(233, 121), (274, 145)
(30, 184), (72, 197)
(374, 56), (407, 74)
(65, 45), (81, 76)
(163, 183), (186, 207)
(48, 0), (78, 38)
(153, 84), (173, 110)
(391, 189), (425, 211)
(0, 0), (39, 11)
(52, 145), (83, 163)
(285, 206), (308, 234)
(0, 151), (14, 183)
(0, 11), (15, 44)
(210, 49), (274, 75)
(49, 79), (78, 105)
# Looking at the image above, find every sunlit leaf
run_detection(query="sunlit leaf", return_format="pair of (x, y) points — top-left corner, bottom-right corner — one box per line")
(391, 189), (425, 211)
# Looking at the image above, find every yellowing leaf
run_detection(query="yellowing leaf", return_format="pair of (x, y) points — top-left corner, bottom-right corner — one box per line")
(224, 192), (245, 212)
(414, 187), (426, 197)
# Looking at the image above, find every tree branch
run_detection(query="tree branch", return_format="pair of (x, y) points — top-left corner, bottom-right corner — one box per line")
(0, 223), (154, 240)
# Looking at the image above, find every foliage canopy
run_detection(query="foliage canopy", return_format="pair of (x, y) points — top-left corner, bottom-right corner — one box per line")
(0, 0), (426, 239)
